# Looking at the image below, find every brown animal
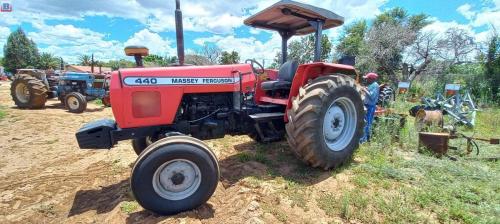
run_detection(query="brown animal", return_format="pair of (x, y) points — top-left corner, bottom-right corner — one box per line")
(415, 109), (444, 132)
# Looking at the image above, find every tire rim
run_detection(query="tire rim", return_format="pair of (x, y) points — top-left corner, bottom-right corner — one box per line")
(67, 96), (80, 110)
(152, 159), (201, 201)
(322, 97), (357, 151)
(145, 136), (154, 146)
(15, 83), (30, 103)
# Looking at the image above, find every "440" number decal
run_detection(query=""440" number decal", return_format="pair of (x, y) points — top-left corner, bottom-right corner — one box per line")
(134, 78), (158, 85)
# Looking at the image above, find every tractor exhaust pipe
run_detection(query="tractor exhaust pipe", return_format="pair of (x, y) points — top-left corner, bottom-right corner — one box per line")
(175, 0), (185, 66)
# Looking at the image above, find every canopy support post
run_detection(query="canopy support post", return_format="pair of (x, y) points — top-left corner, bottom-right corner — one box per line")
(309, 20), (324, 62)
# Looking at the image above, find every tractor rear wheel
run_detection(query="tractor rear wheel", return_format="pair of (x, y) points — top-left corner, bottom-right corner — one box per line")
(131, 136), (219, 215)
(10, 74), (48, 109)
(286, 74), (365, 170)
(65, 92), (87, 113)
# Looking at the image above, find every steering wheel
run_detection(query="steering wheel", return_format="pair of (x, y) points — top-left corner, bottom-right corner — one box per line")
(245, 59), (265, 75)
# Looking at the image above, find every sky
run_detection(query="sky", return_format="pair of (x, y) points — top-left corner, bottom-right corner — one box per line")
(0, 0), (498, 64)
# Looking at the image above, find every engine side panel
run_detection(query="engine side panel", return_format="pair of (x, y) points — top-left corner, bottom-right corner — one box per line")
(110, 64), (255, 128)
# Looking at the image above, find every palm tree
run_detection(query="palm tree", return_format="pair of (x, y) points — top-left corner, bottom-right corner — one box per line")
(38, 53), (59, 70)
(78, 55), (92, 66)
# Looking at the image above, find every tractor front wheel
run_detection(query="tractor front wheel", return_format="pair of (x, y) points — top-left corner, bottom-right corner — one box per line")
(286, 74), (365, 170)
(131, 136), (219, 215)
(132, 132), (183, 155)
(65, 92), (87, 113)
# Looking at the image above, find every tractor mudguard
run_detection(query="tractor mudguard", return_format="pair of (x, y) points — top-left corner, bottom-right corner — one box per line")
(285, 62), (357, 122)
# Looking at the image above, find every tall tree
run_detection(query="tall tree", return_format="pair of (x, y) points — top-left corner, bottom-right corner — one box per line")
(144, 54), (167, 66)
(362, 7), (430, 84)
(104, 59), (136, 71)
(78, 55), (92, 66)
(38, 52), (60, 70)
(3, 28), (40, 73)
(485, 32), (500, 102)
(199, 44), (222, 65)
(335, 20), (368, 59)
(220, 51), (240, 64)
(273, 34), (332, 66)
(185, 54), (211, 65)
(437, 28), (477, 64)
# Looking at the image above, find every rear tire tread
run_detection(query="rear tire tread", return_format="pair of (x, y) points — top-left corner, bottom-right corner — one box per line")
(10, 73), (48, 109)
(286, 74), (364, 170)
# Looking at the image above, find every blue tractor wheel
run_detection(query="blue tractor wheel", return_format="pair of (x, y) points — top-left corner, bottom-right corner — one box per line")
(65, 92), (87, 113)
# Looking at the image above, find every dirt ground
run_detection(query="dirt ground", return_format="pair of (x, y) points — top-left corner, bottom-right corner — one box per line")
(0, 80), (352, 224)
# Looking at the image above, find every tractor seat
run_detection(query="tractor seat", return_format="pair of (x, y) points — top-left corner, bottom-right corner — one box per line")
(261, 60), (298, 91)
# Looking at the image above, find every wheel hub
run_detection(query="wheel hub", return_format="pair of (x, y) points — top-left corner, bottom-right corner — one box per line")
(170, 172), (185, 185)
(322, 97), (357, 152)
(15, 83), (30, 103)
(153, 159), (201, 200)
(67, 96), (79, 110)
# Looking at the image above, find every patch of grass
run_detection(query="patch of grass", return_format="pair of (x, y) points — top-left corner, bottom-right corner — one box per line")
(34, 203), (56, 217)
(282, 180), (309, 210)
(120, 201), (138, 214)
(0, 106), (6, 120)
(352, 174), (369, 188)
(235, 150), (271, 166)
(237, 152), (252, 162)
(262, 203), (288, 223)
(317, 189), (371, 222)
(339, 104), (500, 223)
(94, 99), (103, 105)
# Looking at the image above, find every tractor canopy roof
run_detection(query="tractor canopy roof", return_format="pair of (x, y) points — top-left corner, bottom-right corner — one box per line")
(244, 0), (344, 35)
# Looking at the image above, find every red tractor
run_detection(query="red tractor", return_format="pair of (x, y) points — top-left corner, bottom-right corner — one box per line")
(76, 0), (364, 215)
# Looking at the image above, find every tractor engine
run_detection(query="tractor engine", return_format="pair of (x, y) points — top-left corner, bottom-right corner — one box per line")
(58, 79), (86, 96)
(175, 93), (237, 140)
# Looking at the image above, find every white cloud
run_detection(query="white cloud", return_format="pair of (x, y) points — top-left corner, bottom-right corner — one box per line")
(191, 0), (386, 62)
(3, 0), (387, 35)
(456, 1), (500, 29)
(471, 10), (500, 28)
(0, 27), (10, 51)
(123, 29), (176, 56)
(194, 33), (283, 63)
(24, 23), (122, 63)
(422, 19), (473, 36)
(457, 4), (475, 20)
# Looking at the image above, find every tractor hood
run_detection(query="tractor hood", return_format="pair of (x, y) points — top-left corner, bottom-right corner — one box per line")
(109, 64), (255, 129)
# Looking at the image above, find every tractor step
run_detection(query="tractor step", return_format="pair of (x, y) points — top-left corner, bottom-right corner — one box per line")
(249, 112), (284, 122)
(249, 112), (285, 143)
(257, 104), (282, 109)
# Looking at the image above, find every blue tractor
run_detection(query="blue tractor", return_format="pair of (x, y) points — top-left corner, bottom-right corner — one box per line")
(10, 69), (110, 113)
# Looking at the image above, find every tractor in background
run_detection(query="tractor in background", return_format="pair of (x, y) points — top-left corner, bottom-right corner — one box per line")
(10, 69), (111, 113)
(76, 0), (365, 215)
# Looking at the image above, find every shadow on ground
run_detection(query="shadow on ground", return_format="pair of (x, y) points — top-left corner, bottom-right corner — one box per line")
(68, 179), (131, 217)
(219, 140), (355, 187)
(67, 138), (353, 221)
(125, 203), (215, 224)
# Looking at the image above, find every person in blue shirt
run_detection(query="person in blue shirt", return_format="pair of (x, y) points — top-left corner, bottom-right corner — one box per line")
(360, 72), (379, 143)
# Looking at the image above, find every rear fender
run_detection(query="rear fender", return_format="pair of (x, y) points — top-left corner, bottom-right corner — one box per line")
(285, 62), (358, 122)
